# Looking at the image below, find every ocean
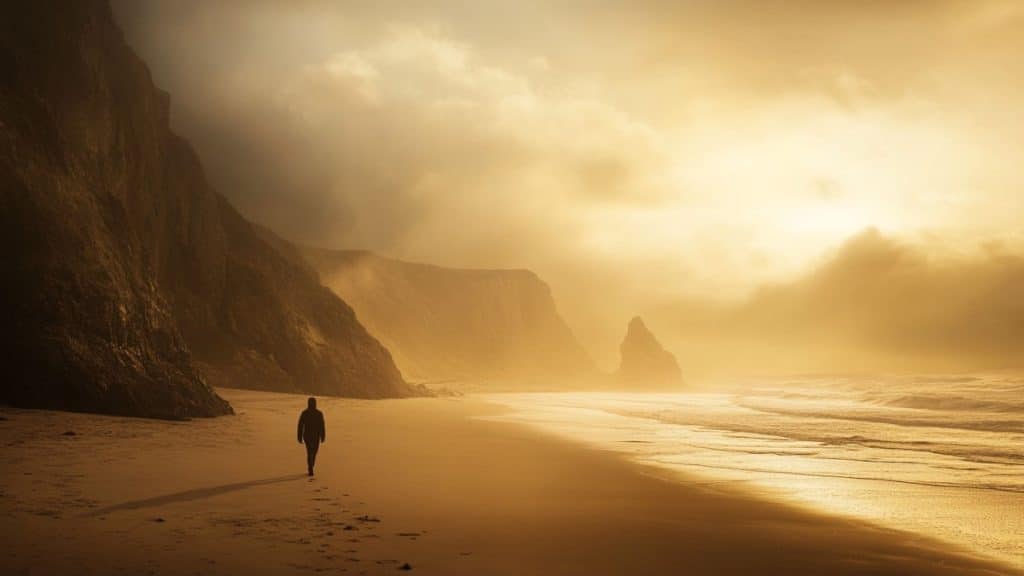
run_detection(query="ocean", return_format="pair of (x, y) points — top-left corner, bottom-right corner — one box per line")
(488, 375), (1024, 568)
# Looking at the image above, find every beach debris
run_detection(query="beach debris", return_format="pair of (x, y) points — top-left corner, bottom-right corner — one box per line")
(399, 562), (412, 571)
(153, 517), (166, 523)
(355, 515), (380, 523)
(62, 430), (77, 436)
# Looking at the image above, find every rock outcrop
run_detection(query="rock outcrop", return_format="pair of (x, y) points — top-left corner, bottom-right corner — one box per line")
(0, 0), (414, 418)
(303, 249), (595, 383)
(616, 317), (682, 384)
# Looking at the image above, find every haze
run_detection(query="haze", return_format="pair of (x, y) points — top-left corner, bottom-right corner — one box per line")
(112, 0), (1024, 370)
(4, 3), (1024, 574)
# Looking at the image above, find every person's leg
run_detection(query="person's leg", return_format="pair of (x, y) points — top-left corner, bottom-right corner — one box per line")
(306, 440), (319, 475)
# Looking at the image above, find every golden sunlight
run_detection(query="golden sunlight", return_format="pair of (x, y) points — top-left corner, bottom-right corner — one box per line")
(3, 1), (1022, 575)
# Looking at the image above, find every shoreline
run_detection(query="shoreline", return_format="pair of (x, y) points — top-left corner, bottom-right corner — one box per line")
(0, 388), (1019, 575)
(483, 386), (1024, 569)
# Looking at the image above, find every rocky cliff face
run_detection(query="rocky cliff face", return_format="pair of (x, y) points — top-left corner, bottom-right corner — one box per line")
(616, 317), (682, 384)
(304, 249), (595, 383)
(0, 1), (412, 417)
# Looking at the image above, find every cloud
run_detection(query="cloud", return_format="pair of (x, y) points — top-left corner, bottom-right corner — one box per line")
(812, 178), (843, 200)
(658, 229), (1024, 374)
(110, 1), (1024, 364)
(114, 10), (674, 264)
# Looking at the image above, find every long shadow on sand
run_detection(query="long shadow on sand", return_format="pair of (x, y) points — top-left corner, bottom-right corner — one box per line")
(85, 474), (308, 517)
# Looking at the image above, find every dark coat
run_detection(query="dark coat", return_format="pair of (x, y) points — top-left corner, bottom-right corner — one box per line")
(297, 408), (326, 444)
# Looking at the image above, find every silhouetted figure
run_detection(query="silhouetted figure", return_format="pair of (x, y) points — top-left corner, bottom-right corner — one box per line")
(297, 397), (326, 476)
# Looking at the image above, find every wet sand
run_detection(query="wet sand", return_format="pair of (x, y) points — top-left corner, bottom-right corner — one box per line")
(0, 388), (1018, 575)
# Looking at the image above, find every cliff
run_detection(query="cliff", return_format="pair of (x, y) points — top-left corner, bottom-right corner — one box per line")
(616, 317), (682, 384)
(0, 1), (413, 417)
(303, 249), (595, 383)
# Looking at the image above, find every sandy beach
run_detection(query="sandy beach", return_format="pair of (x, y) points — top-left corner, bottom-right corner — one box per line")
(1, 388), (1019, 576)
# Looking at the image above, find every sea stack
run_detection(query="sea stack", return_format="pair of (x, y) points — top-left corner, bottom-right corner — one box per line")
(616, 317), (682, 384)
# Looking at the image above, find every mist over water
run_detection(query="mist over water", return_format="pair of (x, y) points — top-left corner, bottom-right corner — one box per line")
(489, 375), (1024, 568)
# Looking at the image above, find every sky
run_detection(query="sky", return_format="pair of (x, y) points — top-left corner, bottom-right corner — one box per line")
(659, 229), (1024, 375)
(112, 0), (1024, 366)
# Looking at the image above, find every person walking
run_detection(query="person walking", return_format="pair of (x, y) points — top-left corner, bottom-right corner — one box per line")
(297, 397), (326, 476)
